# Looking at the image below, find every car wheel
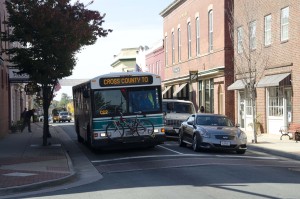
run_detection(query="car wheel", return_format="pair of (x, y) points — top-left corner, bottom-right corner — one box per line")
(236, 149), (246, 154)
(178, 130), (186, 147)
(192, 134), (200, 152)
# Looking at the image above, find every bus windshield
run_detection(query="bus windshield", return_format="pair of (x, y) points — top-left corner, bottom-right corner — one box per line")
(93, 86), (161, 117)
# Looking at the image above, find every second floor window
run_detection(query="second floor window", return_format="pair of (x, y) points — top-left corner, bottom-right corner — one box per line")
(249, 21), (256, 50)
(196, 17), (200, 55)
(165, 36), (168, 66)
(264, 15), (272, 46)
(237, 26), (243, 54)
(178, 28), (181, 62)
(281, 7), (289, 41)
(156, 61), (160, 75)
(187, 22), (191, 58)
(208, 10), (213, 52)
(172, 32), (175, 64)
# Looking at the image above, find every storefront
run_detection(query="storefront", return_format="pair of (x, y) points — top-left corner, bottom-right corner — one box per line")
(229, 73), (292, 134)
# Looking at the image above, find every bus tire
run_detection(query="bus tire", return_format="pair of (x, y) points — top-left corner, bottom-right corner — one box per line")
(76, 122), (83, 143)
(86, 125), (92, 147)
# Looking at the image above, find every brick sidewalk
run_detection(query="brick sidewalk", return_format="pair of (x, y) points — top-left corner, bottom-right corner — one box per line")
(0, 123), (73, 192)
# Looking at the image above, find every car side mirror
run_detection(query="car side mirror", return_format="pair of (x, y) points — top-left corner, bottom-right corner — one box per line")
(187, 121), (193, 125)
(235, 123), (240, 127)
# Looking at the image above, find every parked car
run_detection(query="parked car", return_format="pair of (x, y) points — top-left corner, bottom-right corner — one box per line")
(58, 111), (72, 122)
(162, 99), (196, 138)
(39, 115), (52, 122)
(178, 113), (247, 154)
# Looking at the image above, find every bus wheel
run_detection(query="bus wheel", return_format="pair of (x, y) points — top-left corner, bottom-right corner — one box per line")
(86, 125), (92, 148)
(76, 123), (83, 143)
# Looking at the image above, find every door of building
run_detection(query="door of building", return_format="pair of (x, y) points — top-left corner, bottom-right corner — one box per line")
(284, 88), (292, 126)
(239, 91), (245, 129)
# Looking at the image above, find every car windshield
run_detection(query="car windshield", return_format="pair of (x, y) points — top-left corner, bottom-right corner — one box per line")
(196, 115), (234, 127)
(162, 102), (195, 114)
(60, 112), (68, 116)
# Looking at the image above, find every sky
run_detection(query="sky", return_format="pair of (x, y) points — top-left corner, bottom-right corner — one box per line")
(54, 0), (174, 100)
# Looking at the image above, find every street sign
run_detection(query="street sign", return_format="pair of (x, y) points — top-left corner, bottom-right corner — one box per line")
(9, 68), (30, 83)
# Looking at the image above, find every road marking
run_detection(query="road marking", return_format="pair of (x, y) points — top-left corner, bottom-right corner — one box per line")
(3, 172), (37, 177)
(157, 145), (184, 154)
(91, 154), (203, 163)
(91, 153), (279, 164)
(216, 155), (279, 160)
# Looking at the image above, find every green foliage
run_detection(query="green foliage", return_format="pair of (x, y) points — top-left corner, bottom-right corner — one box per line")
(5, 0), (112, 85)
(58, 93), (72, 108)
(5, 0), (112, 145)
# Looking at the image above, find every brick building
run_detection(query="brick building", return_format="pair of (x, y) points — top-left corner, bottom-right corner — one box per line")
(160, 0), (235, 119)
(229, 0), (298, 134)
(0, 0), (10, 137)
(145, 40), (165, 80)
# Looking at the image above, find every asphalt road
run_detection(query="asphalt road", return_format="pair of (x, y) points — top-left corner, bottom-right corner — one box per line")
(25, 123), (300, 199)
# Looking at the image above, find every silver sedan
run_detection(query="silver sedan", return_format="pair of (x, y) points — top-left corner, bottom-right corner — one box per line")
(178, 113), (247, 154)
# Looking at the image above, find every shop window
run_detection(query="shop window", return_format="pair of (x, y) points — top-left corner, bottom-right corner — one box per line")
(268, 87), (283, 116)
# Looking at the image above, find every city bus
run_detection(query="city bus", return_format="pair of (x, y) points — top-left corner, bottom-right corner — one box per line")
(72, 72), (165, 150)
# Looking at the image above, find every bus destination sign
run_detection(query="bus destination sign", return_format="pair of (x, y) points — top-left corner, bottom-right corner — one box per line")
(99, 75), (153, 87)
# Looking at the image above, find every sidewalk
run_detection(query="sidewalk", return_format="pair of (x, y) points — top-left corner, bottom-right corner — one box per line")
(0, 122), (101, 198)
(0, 123), (299, 198)
(246, 131), (300, 160)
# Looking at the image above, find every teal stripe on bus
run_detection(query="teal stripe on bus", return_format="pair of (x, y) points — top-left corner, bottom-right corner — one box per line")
(92, 115), (163, 131)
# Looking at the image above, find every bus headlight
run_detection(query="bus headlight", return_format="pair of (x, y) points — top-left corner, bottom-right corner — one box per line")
(100, 132), (107, 137)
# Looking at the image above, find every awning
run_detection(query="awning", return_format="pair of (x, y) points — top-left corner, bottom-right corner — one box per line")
(227, 79), (247, 90)
(257, 73), (291, 88)
(173, 83), (187, 96)
(162, 85), (172, 95)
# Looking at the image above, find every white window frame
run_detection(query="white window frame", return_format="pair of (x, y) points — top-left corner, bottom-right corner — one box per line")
(237, 26), (243, 54)
(165, 36), (168, 66)
(208, 10), (213, 52)
(187, 22), (192, 59)
(250, 21), (256, 50)
(281, 7), (289, 42)
(178, 28), (181, 62)
(268, 87), (284, 117)
(196, 17), (200, 56)
(264, 15), (272, 46)
(172, 32), (175, 64)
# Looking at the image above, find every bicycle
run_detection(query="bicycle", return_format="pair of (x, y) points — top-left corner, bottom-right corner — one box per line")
(106, 111), (154, 140)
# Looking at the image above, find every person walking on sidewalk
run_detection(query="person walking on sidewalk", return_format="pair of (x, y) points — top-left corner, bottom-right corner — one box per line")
(21, 109), (35, 133)
(21, 108), (27, 122)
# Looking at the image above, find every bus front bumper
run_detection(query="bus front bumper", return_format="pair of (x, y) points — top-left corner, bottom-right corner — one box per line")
(91, 134), (166, 150)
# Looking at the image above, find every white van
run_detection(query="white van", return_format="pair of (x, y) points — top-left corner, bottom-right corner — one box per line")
(162, 99), (196, 137)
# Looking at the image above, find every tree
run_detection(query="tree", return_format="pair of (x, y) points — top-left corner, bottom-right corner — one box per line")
(59, 93), (72, 108)
(5, 0), (112, 146)
(228, 1), (270, 143)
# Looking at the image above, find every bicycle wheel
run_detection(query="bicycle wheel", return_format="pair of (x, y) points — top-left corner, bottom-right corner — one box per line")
(106, 122), (124, 139)
(136, 119), (154, 137)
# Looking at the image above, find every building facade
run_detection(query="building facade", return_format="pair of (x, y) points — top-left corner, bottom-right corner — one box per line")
(229, 0), (299, 135)
(0, 0), (10, 137)
(160, 0), (234, 119)
(145, 40), (165, 80)
(111, 48), (139, 72)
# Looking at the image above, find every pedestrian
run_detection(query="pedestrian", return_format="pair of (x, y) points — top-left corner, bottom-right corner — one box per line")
(21, 108), (27, 122)
(200, 106), (205, 113)
(21, 108), (35, 133)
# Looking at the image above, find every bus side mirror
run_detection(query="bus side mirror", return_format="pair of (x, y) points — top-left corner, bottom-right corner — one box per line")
(83, 89), (89, 98)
